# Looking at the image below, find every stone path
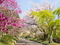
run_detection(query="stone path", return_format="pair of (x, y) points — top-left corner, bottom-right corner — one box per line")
(16, 39), (44, 45)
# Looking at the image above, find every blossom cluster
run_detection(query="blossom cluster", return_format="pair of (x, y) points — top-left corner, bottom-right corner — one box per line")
(0, 0), (22, 13)
(0, 13), (25, 34)
(0, 0), (25, 36)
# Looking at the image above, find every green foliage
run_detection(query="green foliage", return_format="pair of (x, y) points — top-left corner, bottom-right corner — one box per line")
(31, 9), (60, 43)
(49, 19), (60, 38)
(31, 10), (54, 24)
(29, 38), (42, 42)
(53, 7), (60, 15)
(0, 34), (18, 44)
(0, 42), (14, 45)
(33, 38), (41, 41)
(53, 7), (60, 19)
(49, 19), (60, 31)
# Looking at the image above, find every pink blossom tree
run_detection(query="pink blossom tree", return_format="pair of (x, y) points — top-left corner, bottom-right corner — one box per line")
(0, 0), (22, 13)
(0, 0), (25, 43)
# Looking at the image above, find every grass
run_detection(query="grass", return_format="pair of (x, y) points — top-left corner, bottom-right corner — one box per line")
(48, 43), (60, 45)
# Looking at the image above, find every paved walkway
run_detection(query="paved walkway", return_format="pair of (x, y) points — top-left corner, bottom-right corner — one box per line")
(16, 39), (44, 45)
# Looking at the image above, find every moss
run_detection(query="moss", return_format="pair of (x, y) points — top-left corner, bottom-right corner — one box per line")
(42, 41), (49, 45)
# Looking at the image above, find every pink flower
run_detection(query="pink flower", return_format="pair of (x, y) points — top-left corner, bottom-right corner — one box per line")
(13, 20), (17, 22)
(12, 23), (16, 26)
(6, 31), (8, 33)
(0, 0), (22, 14)
(15, 10), (22, 13)
(0, 0), (4, 4)
(0, 0), (26, 36)
(1, 24), (5, 27)
(2, 28), (8, 31)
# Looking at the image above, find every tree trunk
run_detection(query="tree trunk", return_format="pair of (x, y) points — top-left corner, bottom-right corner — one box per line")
(48, 28), (53, 43)
(53, 29), (56, 38)
(49, 35), (53, 43)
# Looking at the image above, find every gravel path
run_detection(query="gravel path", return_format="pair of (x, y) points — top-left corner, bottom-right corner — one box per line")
(17, 39), (44, 45)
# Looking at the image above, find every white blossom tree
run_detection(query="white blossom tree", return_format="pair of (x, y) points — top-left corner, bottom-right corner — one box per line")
(23, 2), (54, 38)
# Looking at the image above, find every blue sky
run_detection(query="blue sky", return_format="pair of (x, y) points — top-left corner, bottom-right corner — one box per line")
(16, 0), (60, 18)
